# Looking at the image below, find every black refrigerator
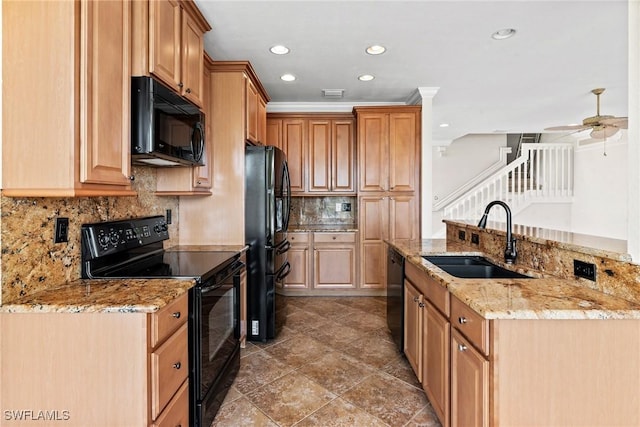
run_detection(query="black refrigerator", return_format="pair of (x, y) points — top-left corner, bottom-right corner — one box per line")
(245, 145), (291, 341)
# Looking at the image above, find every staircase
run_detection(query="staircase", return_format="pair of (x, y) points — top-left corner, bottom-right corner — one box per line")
(442, 140), (574, 222)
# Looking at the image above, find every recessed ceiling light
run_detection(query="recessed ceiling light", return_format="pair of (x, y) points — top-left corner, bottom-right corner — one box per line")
(358, 74), (375, 81)
(439, 123), (450, 128)
(270, 45), (290, 55)
(280, 73), (296, 82)
(366, 45), (386, 55)
(491, 28), (516, 40)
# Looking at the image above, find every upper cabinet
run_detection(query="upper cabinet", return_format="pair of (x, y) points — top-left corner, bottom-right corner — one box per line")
(354, 106), (421, 193)
(132, 0), (211, 107)
(267, 114), (356, 195)
(2, 0), (136, 197)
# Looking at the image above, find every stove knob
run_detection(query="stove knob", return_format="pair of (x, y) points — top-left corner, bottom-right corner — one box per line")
(98, 234), (110, 248)
(109, 232), (119, 246)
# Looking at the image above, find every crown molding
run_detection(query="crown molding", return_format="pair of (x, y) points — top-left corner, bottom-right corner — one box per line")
(266, 101), (406, 113)
(406, 87), (440, 104)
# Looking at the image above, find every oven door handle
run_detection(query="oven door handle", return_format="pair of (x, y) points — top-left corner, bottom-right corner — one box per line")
(276, 261), (291, 281)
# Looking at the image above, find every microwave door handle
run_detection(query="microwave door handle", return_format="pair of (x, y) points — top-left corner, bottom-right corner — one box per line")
(191, 122), (204, 163)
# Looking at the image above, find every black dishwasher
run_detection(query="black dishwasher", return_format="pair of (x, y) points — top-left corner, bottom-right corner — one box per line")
(386, 246), (405, 352)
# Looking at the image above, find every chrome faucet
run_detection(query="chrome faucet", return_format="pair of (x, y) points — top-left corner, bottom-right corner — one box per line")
(477, 200), (517, 264)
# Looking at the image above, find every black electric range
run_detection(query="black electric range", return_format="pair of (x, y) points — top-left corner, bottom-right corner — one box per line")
(80, 215), (243, 427)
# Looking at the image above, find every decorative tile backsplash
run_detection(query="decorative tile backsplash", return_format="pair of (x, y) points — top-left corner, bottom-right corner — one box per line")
(1, 167), (179, 304)
(289, 196), (357, 226)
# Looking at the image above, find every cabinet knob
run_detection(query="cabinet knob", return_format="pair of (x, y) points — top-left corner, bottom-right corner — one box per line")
(186, 88), (192, 94)
(178, 82), (184, 88)
(129, 175), (135, 181)
(172, 312), (181, 319)
(197, 180), (202, 185)
(458, 317), (467, 324)
(458, 344), (467, 352)
(418, 302), (425, 308)
(413, 296), (419, 303)
(332, 236), (336, 240)
(173, 362), (182, 370)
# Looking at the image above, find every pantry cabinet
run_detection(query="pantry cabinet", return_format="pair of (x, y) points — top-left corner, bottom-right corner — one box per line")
(133, 0), (211, 107)
(2, 0), (136, 197)
(267, 114), (355, 195)
(156, 53), (213, 196)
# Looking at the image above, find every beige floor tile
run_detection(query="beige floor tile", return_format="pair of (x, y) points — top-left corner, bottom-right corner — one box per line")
(284, 309), (331, 333)
(246, 372), (336, 427)
(341, 372), (429, 426)
(233, 350), (294, 394)
(339, 310), (388, 333)
(212, 396), (278, 427)
(295, 397), (389, 427)
(342, 334), (401, 369)
(310, 319), (364, 350)
(405, 403), (442, 427)
(298, 350), (375, 395)
(264, 335), (332, 368)
(381, 354), (422, 389)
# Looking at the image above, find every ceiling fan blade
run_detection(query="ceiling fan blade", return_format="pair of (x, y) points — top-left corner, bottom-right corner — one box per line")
(544, 124), (590, 131)
(590, 126), (619, 139)
(599, 117), (628, 129)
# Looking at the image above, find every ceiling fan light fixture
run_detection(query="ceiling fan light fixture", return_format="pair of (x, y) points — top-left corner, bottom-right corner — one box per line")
(366, 45), (386, 55)
(491, 28), (516, 40)
(358, 74), (375, 81)
(270, 45), (290, 55)
(280, 73), (296, 82)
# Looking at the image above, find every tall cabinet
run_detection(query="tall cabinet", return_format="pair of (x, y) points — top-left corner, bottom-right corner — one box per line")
(355, 106), (421, 289)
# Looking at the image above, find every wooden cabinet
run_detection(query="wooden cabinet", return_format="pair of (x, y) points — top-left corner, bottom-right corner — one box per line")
(258, 97), (268, 145)
(134, 0), (211, 107)
(2, 0), (136, 197)
(404, 279), (424, 378)
(313, 232), (356, 289)
(354, 106), (421, 193)
(282, 232), (311, 289)
(246, 78), (260, 144)
(451, 328), (488, 427)
(156, 53), (213, 196)
(267, 114), (355, 195)
(0, 293), (190, 426)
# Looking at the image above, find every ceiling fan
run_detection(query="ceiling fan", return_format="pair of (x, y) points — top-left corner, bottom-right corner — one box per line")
(545, 88), (628, 139)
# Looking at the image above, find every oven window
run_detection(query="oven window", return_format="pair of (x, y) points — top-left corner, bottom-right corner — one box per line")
(199, 281), (238, 397)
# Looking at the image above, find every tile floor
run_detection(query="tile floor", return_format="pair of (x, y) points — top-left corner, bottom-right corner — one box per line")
(212, 296), (442, 427)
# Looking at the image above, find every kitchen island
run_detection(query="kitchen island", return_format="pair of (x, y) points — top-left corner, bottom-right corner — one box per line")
(387, 221), (640, 427)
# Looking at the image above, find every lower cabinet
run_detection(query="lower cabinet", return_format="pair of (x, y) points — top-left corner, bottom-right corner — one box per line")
(403, 279), (423, 378)
(0, 293), (190, 426)
(450, 328), (488, 427)
(424, 301), (451, 426)
(282, 231), (357, 293)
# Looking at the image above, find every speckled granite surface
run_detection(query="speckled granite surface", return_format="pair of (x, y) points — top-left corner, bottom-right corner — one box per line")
(387, 236), (640, 320)
(289, 224), (358, 232)
(0, 278), (194, 313)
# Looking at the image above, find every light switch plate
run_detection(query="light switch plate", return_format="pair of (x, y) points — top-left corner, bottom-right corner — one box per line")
(335, 203), (342, 212)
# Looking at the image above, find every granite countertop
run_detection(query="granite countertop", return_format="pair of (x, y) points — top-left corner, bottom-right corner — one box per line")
(387, 239), (640, 320)
(0, 278), (194, 314)
(289, 224), (358, 232)
(167, 244), (249, 253)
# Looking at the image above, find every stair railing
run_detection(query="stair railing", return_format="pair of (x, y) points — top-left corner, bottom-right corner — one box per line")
(443, 143), (574, 221)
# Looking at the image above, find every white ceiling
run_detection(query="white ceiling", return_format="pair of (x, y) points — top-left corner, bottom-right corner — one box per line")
(194, 0), (629, 143)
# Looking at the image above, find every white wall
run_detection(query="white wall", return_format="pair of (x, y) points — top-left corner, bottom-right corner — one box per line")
(515, 202), (573, 231)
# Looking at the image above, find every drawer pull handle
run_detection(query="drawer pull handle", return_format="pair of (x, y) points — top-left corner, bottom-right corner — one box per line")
(458, 344), (467, 352)
(172, 312), (181, 319)
(173, 362), (182, 370)
(458, 317), (467, 324)
(418, 302), (425, 308)
(332, 236), (336, 240)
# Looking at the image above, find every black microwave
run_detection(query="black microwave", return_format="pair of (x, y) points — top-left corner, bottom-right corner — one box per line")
(131, 76), (205, 167)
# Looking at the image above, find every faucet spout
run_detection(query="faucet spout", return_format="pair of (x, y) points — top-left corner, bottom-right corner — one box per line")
(477, 200), (517, 264)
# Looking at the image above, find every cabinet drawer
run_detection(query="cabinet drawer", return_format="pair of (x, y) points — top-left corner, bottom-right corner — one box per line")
(150, 293), (188, 348)
(288, 232), (310, 244)
(314, 232), (356, 243)
(151, 322), (189, 419)
(451, 296), (489, 356)
(426, 275), (450, 317)
(404, 261), (428, 295)
(152, 379), (189, 427)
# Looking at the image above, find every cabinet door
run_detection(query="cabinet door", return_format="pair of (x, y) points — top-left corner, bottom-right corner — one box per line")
(359, 196), (389, 288)
(389, 195), (418, 240)
(245, 78), (259, 144)
(80, 0), (132, 187)
(314, 245), (356, 289)
(266, 118), (283, 149)
(283, 246), (310, 289)
(308, 120), (331, 193)
(451, 329), (489, 427)
(404, 280), (423, 379)
(181, 10), (204, 107)
(424, 302), (450, 427)
(258, 97), (267, 145)
(389, 112), (419, 192)
(282, 119), (306, 193)
(332, 119), (355, 193)
(193, 65), (211, 189)
(358, 113), (389, 192)
(149, 0), (181, 92)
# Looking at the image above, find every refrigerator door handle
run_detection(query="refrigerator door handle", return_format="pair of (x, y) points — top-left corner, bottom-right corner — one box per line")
(276, 261), (291, 281)
(282, 161), (291, 231)
(276, 240), (290, 254)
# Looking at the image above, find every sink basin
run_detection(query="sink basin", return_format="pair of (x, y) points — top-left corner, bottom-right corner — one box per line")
(422, 255), (532, 279)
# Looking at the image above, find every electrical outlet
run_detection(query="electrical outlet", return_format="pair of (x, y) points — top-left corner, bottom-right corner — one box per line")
(166, 209), (172, 225)
(471, 233), (480, 244)
(54, 217), (69, 243)
(335, 203), (342, 212)
(342, 202), (351, 212)
(574, 259), (596, 281)
(458, 229), (466, 241)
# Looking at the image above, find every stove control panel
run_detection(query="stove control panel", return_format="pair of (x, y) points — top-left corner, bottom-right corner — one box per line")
(81, 215), (169, 260)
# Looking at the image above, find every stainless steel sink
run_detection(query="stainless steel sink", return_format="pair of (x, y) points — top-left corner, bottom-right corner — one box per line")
(422, 255), (532, 279)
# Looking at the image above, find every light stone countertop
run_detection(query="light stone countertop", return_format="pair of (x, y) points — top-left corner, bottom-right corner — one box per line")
(388, 239), (640, 320)
(288, 224), (358, 232)
(0, 278), (194, 313)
